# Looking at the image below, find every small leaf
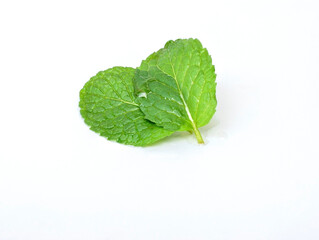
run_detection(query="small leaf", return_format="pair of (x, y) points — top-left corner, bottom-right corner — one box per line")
(134, 39), (217, 143)
(79, 67), (172, 146)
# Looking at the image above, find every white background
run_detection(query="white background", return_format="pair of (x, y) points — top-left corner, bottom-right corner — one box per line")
(1, 0), (319, 239)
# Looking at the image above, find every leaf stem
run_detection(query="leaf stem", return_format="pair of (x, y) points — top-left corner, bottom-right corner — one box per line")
(192, 125), (204, 144)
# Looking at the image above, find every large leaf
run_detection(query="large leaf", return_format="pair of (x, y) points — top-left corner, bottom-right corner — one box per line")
(134, 39), (217, 143)
(79, 67), (172, 146)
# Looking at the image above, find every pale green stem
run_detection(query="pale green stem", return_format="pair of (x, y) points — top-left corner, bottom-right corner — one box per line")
(192, 125), (204, 144)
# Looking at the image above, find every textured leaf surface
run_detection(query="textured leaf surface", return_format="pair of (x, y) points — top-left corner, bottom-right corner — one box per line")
(134, 39), (217, 141)
(79, 67), (172, 146)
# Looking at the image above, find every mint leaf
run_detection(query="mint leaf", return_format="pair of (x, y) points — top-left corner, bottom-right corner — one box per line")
(134, 39), (217, 143)
(79, 67), (172, 146)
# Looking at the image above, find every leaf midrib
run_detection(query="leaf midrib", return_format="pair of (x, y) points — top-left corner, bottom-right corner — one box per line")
(88, 93), (139, 107)
(166, 54), (197, 130)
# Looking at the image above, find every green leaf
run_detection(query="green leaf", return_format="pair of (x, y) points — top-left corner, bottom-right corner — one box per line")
(134, 38), (217, 143)
(79, 67), (172, 146)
